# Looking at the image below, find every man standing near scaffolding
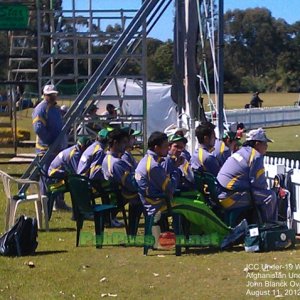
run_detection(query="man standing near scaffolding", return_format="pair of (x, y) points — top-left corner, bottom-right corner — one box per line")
(32, 84), (70, 210)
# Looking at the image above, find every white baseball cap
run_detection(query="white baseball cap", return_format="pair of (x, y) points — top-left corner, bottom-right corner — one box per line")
(164, 123), (188, 137)
(43, 84), (58, 95)
(246, 128), (273, 143)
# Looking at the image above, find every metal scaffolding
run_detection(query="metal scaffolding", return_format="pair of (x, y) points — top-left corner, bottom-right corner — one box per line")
(2, 0), (171, 158)
(21, 0), (171, 184)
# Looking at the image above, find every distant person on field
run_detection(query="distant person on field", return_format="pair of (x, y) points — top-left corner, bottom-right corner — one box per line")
(250, 92), (263, 108)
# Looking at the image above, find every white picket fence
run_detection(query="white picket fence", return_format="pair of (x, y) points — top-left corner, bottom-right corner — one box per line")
(226, 106), (300, 129)
(264, 156), (300, 233)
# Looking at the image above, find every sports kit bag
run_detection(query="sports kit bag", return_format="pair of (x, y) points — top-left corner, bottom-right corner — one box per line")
(0, 215), (38, 256)
(244, 222), (295, 252)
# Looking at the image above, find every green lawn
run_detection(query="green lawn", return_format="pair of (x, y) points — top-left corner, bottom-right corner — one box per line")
(0, 179), (298, 300)
(0, 94), (299, 299)
(203, 92), (298, 109)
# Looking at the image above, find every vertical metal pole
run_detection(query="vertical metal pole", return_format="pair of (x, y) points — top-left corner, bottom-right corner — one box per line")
(36, 0), (42, 100)
(50, 1), (55, 84)
(175, 0), (185, 128)
(217, 0), (224, 137)
(88, 0), (92, 77)
(72, 0), (78, 87)
(142, 0), (147, 151)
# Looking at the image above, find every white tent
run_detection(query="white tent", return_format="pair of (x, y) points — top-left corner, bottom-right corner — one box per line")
(96, 79), (178, 137)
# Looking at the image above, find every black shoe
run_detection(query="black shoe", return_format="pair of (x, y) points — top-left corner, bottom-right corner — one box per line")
(53, 203), (72, 212)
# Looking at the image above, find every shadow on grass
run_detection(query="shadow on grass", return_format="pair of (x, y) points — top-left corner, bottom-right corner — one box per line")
(146, 245), (245, 256)
(40, 227), (76, 232)
(35, 250), (68, 256)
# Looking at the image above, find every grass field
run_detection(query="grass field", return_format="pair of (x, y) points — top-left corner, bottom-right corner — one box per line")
(0, 93), (299, 299)
(203, 92), (299, 109)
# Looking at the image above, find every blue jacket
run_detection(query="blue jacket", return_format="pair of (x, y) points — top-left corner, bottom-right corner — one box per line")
(102, 151), (139, 204)
(135, 150), (181, 215)
(121, 151), (138, 171)
(181, 148), (191, 162)
(48, 144), (83, 179)
(32, 100), (63, 153)
(217, 146), (267, 192)
(77, 141), (106, 180)
(162, 154), (194, 190)
(212, 139), (231, 167)
(191, 144), (220, 177)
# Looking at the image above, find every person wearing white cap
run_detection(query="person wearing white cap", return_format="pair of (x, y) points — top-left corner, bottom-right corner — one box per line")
(32, 84), (69, 210)
(32, 84), (62, 154)
(217, 128), (277, 223)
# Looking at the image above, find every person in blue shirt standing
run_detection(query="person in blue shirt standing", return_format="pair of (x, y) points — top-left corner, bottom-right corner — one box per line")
(32, 85), (63, 156)
(217, 128), (277, 223)
(32, 85), (66, 208)
(191, 122), (220, 177)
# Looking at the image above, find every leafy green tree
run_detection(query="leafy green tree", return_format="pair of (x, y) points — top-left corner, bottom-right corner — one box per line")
(148, 40), (173, 83)
(223, 7), (300, 92)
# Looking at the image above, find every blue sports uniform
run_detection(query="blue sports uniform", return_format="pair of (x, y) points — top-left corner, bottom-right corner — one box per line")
(217, 146), (277, 222)
(102, 151), (140, 204)
(212, 139), (231, 167)
(135, 150), (181, 216)
(48, 144), (83, 179)
(121, 151), (138, 171)
(32, 100), (63, 154)
(32, 100), (64, 196)
(191, 144), (221, 177)
(77, 141), (106, 180)
(162, 155), (194, 191)
(102, 151), (143, 235)
(181, 148), (191, 162)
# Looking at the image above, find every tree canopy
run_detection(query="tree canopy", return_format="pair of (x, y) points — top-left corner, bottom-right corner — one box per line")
(0, 7), (299, 94)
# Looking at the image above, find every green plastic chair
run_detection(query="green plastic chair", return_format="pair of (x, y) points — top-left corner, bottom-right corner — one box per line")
(194, 171), (259, 227)
(68, 175), (116, 248)
(194, 171), (221, 208)
(91, 179), (129, 234)
(47, 181), (69, 220)
(143, 211), (184, 256)
(142, 196), (186, 256)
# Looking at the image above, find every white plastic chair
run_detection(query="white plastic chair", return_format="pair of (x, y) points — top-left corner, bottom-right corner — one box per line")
(0, 170), (49, 232)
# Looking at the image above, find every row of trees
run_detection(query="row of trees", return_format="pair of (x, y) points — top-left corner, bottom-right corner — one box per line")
(0, 7), (299, 93)
(148, 7), (300, 93)
(223, 7), (300, 93)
